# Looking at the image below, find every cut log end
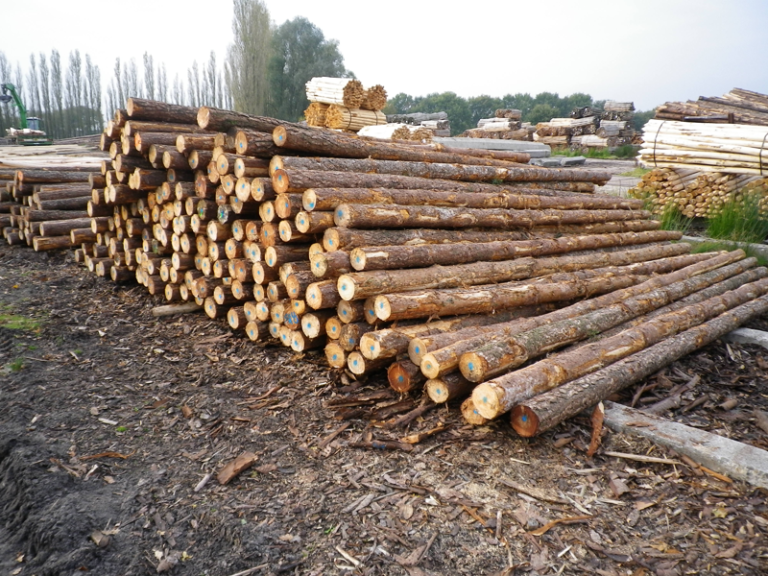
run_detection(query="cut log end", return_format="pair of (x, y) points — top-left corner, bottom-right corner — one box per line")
(420, 353), (441, 380)
(460, 352), (491, 383)
(510, 406), (540, 437)
(472, 383), (504, 420)
(461, 398), (490, 426)
(325, 342), (347, 368)
(388, 361), (425, 393)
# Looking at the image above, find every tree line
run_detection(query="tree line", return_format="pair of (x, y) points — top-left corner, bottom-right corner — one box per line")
(0, 0), (653, 140)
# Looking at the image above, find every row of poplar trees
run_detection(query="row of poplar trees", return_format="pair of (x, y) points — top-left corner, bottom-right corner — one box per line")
(0, 0), (351, 140)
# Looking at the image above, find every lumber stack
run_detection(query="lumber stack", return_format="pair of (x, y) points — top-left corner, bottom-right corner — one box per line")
(385, 112), (451, 138)
(461, 109), (534, 141)
(357, 124), (434, 143)
(304, 77), (388, 133)
(536, 102), (638, 149)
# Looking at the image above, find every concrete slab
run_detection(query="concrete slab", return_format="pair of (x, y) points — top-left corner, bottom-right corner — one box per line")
(724, 327), (768, 351)
(603, 401), (768, 489)
(433, 137), (551, 158)
(530, 156), (586, 168)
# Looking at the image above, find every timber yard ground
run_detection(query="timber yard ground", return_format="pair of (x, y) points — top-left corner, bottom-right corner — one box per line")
(1, 159), (767, 576)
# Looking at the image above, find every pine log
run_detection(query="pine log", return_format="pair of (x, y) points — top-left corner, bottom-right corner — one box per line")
(339, 322), (375, 351)
(264, 244), (311, 268)
(124, 120), (200, 136)
(389, 361), (426, 393)
(38, 218), (95, 237)
(16, 170), (94, 185)
(461, 398), (489, 426)
(306, 280), (342, 310)
(273, 125), (533, 165)
(337, 300), (367, 324)
(310, 250), (352, 278)
(270, 155), (609, 185)
(350, 230), (681, 271)
(295, 211), (335, 235)
(23, 209), (90, 222)
(337, 243), (694, 300)
(302, 187), (642, 213)
(32, 236), (72, 251)
(334, 204), (648, 230)
(510, 293), (768, 437)
(461, 256), (757, 384)
(126, 98), (199, 123)
(176, 134), (217, 154)
(234, 129), (284, 157)
(198, 107), (300, 133)
(475, 275), (768, 421)
(272, 169), (597, 195)
(325, 342), (347, 368)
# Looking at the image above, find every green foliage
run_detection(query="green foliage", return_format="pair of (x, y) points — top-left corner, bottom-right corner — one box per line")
(116, 426), (127, 433)
(0, 313), (43, 331)
(632, 109), (656, 132)
(658, 203), (693, 235)
(620, 167), (651, 178)
(706, 192), (768, 244)
(9, 358), (24, 372)
(527, 103), (560, 125)
(266, 17), (350, 121)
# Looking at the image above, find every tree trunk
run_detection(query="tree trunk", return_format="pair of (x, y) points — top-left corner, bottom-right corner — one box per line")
(301, 187), (642, 213)
(35, 197), (91, 211)
(350, 230), (681, 271)
(38, 217), (94, 236)
(337, 243), (695, 300)
(510, 292), (768, 437)
(474, 275), (768, 421)
(334, 204), (648, 230)
(198, 106), (301, 133)
(176, 134), (217, 153)
(460, 256), (756, 384)
(32, 236), (72, 250)
(272, 168), (598, 195)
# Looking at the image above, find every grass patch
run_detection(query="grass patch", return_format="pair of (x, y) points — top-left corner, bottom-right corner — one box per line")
(620, 167), (650, 178)
(706, 192), (768, 244)
(657, 204), (694, 235)
(0, 313), (44, 332)
(551, 144), (639, 159)
(8, 358), (25, 372)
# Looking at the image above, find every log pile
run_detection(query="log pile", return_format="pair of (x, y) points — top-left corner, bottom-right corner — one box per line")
(537, 102), (638, 149)
(385, 112), (451, 138)
(1, 163), (104, 249)
(304, 78), (388, 133)
(7, 97), (768, 446)
(461, 109), (535, 141)
(655, 87), (768, 126)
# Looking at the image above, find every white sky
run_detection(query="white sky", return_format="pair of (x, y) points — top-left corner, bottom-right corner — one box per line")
(2, 0), (767, 111)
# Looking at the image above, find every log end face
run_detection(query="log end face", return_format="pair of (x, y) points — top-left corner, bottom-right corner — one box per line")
(272, 126), (288, 147)
(325, 343), (346, 368)
(472, 382), (503, 420)
(359, 333), (380, 360)
(510, 406), (539, 437)
(337, 275), (356, 301)
(296, 211), (311, 234)
(323, 228), (340, 252)
(460, 352), (489, 383)
(426, 379), (449, 404)
(408, 338), (427, 365)
(303, 189), (317, 212)
(347, 352), (367, 375)
(374, 295), (391, 321)
(350, 248), (367, 271)
(420, 353), (441, 380)
(388, 363), (412, 393)
(272, 170), (289, 194)
(197, 107), (210, 130)
(461, 397), (490, 426)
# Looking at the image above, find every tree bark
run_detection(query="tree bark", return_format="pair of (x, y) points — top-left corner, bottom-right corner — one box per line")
(176, 134), (217, 153)
(16, 170), (95, 184)
(301, 187), (643, 213)
(510, 292), (768, 437)
(350, 230), (681, 271)
(198, 106), (301, 133)
(334, 204), (649, 230)
(474, 275), (768, 420)
(272, 168), (598, 195)
(337, 243), (695, 300)
(124, 120), (200, 136)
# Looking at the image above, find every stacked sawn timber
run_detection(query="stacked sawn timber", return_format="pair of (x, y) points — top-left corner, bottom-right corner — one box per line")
(386, 112), (451, 138)
(461, 109), (534, 141)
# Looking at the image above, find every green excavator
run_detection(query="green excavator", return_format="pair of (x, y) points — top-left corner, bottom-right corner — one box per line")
(0, 83), (53, 145)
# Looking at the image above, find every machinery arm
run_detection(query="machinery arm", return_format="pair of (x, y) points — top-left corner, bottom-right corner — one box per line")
(1, 83), (28, 129)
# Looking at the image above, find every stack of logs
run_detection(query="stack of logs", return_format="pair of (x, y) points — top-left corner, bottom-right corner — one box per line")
(461, 109), (535, 141)
(11, 97), (768, 441)
(655, 87), (768, 126)
(304, 77), (387, 132)
(386, 112), (451, 138)
(536, 102), (638, 149)
(629, 167), (768, 218)
(1, 165), (106, 250)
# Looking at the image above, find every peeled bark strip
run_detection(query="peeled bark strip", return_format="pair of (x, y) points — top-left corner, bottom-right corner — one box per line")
(273, 124), (534, 165)
(461, 256), (756, 384)
(510, 293), (768, 437)
(426, 372), (474, 404)
(337, 243), (694, 300)
(475, 275), (768, 421)
(350, 230), (681, 271)
(334, 204), (647, 230)
(418, 251), (745, 379)
(302, 187), (642, 213)
(272, 168), (597, 195)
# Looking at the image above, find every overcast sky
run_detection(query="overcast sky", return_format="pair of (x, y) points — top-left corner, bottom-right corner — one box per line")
(2, 0), (767, 111)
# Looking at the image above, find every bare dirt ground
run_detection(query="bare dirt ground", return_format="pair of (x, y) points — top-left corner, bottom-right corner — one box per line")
(1, 244), (767, 576)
